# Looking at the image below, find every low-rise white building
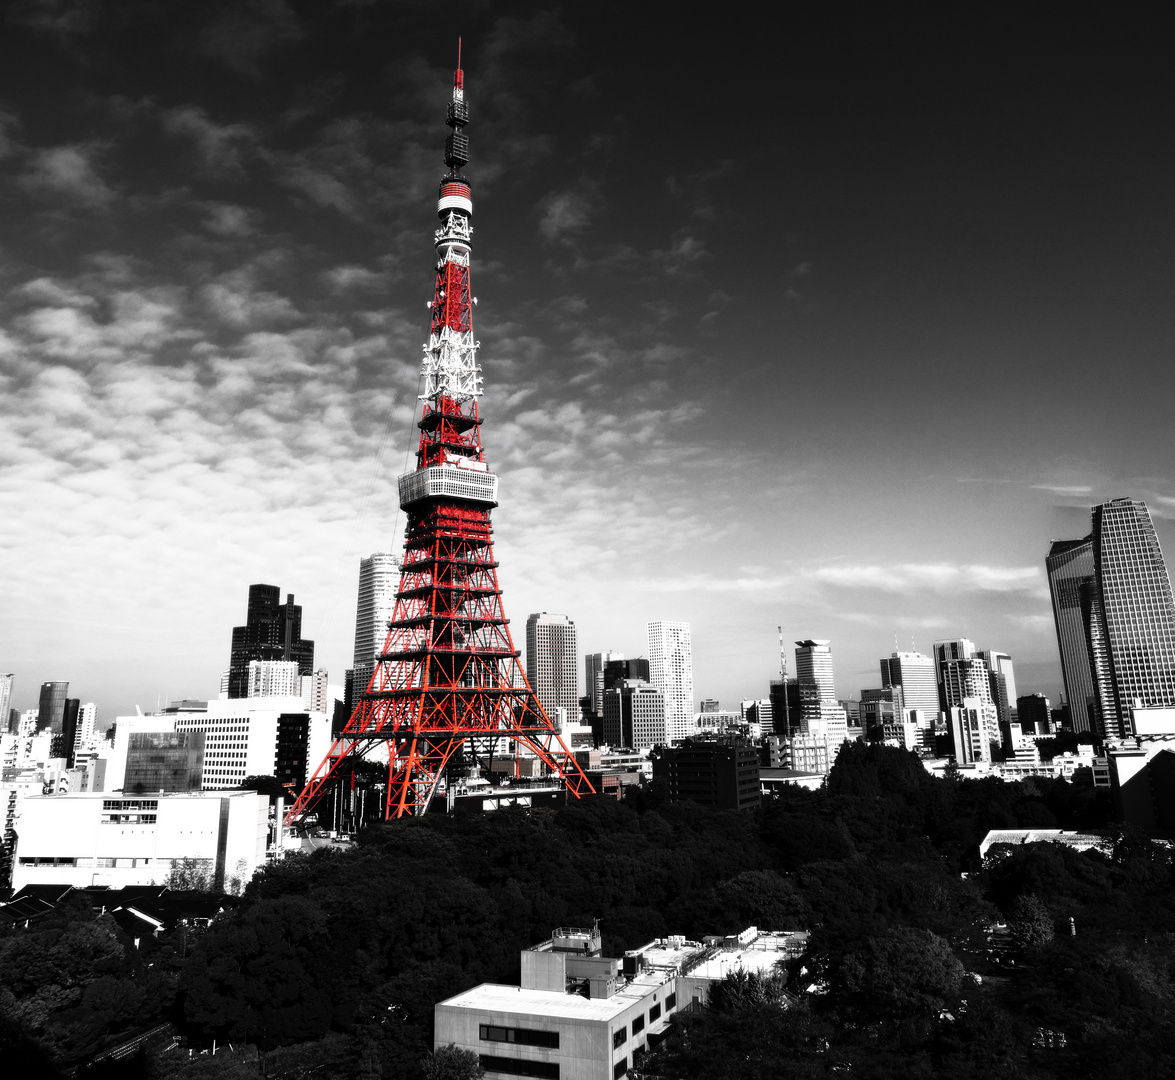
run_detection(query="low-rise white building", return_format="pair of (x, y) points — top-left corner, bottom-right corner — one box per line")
(435, 925), (804, 1080)
(11, 789), (268, 892)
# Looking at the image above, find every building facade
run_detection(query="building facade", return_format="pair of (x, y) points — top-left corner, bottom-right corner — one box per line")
(651, 739), (761, 810)
(124, 731), (206, 793)
(227, 585), (315, 699)
(1048, 499), (1175, 737)
(11, 790), (268, 892)
(879, 651), (938, 717)
(0, 675), (13, 733)
(647, 622), (694, 744)
(37, 681), (69, 734)
(602, 681), (666, 750)
(794, 640), (847, 744)
(246, 660), (302, 698)
(948, 697), (998, 764)
(354, 553), (400, 666)
(977, 650), (1018, 725)
(526, 613), (580, 726)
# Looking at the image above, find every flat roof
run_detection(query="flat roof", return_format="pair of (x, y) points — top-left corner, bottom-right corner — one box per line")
(437, 982), (664, 1023)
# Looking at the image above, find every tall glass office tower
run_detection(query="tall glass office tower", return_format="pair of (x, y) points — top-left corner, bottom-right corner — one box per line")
(1048, 498), (1175, 737)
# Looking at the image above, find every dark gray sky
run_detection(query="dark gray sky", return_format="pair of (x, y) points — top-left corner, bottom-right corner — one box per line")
(2, 1), (1173, 718)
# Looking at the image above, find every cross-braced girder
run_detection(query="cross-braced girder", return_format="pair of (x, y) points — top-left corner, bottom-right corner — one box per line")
(283, 54), (593, 827)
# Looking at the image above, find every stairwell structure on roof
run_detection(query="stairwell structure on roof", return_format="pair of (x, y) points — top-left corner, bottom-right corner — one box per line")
(285, 46), (595, 822)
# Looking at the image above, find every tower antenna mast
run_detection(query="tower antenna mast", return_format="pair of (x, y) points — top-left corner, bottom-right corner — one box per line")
(777, 624), (791, 738)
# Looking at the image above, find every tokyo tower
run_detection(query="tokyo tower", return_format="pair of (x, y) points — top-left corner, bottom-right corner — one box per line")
(286, 47), (594, 822)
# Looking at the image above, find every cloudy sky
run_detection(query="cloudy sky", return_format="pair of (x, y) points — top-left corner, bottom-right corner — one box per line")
(2, 2), (1173, 721)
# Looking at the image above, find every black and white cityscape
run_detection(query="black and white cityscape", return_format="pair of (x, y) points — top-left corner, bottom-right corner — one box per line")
(2, 5), (1174, 1080)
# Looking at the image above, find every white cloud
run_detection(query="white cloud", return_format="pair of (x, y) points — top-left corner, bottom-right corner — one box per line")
(20, 144), (114, 207)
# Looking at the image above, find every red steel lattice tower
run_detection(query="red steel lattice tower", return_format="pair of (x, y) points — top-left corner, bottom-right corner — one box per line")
(286, 49), (594, 822)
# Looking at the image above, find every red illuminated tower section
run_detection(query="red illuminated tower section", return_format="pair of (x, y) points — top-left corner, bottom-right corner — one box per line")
(287, 51), (594, 822)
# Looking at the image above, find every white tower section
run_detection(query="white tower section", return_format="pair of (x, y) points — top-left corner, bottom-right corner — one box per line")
(647, 621), (694, 744)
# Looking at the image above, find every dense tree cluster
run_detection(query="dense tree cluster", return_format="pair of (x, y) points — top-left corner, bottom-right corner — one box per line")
(3, 742), (1174, 1078)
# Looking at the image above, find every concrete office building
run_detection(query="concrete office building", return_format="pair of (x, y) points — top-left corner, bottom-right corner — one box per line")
(977, 650), (1018, 725)
(74, 702), (97, 753)
(1016, 694), (1052, 736)
(879, 651), (938, 719)
(585, 652), (624, 716)
(602, 681), (666, 750)
(123, 731), (206, 793)
(172, 698), (332, 794)
(227, 585), (315, 699)
(527, 614), (580, 725)
(246, 660), (302, 698)
(949, 697), (998, 764)
(104, 699), (331, 795)
(794, 640), (848, 745)
(10, 790), (268, 892)
(647, 622), (694, 744)
(302, 670), (331, 714)
(1049, 498), (1175, 738)
(651, 739), (761, 810)
(435, 925), (805, 1080)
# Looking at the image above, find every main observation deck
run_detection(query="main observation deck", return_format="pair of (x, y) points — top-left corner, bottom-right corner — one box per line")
(398, 462), (499, 508)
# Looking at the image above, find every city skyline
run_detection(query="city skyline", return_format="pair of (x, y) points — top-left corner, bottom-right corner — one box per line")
(1, 6), (1173, 717)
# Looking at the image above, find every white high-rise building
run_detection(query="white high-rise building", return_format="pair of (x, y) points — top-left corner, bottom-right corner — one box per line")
(73, 702), (98, 752)
(18, 709), (38, 738)
(794, 639), (848, 745)
(879, 651), (939, 723)
(247, 660), (301, 698)
(354, 552), (401, 666)
(301, 669), (330, 714)
(648, 621), (694, 743)
(0, 674), (14, 732)
(526, 613), (579, 724)
(949, 696), (998, 764)
(977, 649), (1018, 723)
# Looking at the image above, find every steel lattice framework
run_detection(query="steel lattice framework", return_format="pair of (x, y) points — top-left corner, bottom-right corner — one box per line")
(285, 48), (594, 823)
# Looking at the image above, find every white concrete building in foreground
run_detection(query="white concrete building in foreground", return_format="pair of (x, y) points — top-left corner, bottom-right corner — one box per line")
(11, 789), (268, 892)
(435, 925), (806, 1080)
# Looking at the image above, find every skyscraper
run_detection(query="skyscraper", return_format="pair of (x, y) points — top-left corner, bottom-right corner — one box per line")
(794, 640), (848, 743)
(227, 585), (315, 699)
(879, 651), (938, 717)
(353, 553), (400, 675)
(648, 621), (694, 743)
(0, 674), (14, 733)
(932, 639), (992, 712)
(602, 680), (666, 749)
(585, 650), (624, 716)
(74, 702), (97, 752)
(526, 613), (579, 726)
(1046, 536), (1101, 733)
(977, 650), (1018, 725)
(1048, 498), (1175, 737)
(36, 681), (69, 734)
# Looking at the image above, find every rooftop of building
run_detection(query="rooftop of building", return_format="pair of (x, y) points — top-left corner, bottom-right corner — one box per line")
(22, 788), (266, 802)
(437, 926), (807, 1020)
(978, 828), (1111, 860)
